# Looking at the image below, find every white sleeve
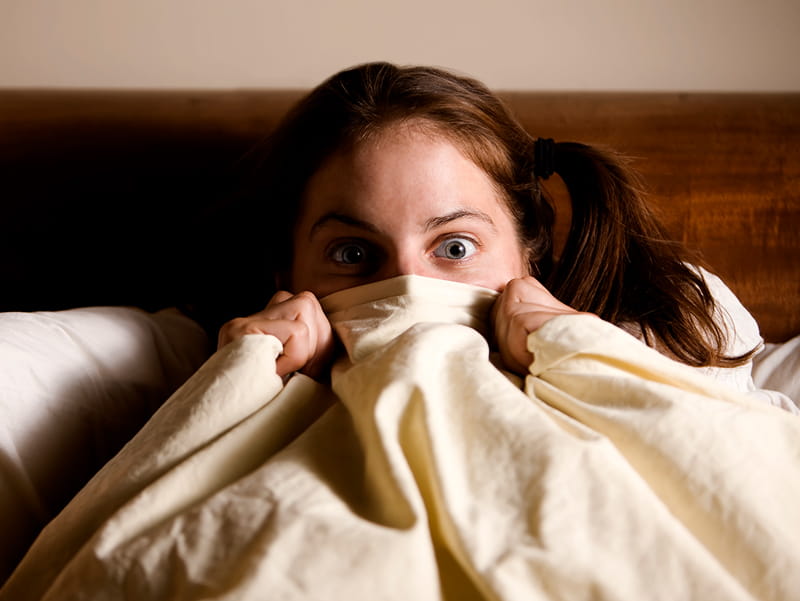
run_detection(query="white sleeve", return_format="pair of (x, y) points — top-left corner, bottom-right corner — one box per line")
(695, 268), (799, 414)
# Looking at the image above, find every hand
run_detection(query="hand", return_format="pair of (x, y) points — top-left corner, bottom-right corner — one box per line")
(217, 290), (335, 379)
(491, 276), (585, 375)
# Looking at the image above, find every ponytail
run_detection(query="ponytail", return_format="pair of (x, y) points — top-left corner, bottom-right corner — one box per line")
(541, 142), (752, 367)
(232, 61), (751, 368)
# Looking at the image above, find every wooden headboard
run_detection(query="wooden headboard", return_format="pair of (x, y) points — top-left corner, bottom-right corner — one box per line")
(1, 91), (798, 342)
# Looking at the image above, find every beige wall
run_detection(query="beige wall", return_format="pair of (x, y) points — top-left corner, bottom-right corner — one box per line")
(1, 0), (798, 90)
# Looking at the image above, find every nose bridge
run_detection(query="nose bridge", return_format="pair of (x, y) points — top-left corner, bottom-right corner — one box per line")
(383, 243), (428, 279)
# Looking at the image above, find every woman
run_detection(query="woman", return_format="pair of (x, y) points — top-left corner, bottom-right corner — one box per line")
(8, 63), (799, 601)
(220, 61), (763, 394)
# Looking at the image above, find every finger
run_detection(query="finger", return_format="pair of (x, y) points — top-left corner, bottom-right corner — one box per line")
(217, 315), (293, 349)
(218, 290), (298, 349)
(263, 290), (323, 323)
(226, 292), (322, 347)
(217, 316), (255, 349)
(217, 290), (335, 377)
(222, 317), (315, 377)
(504, 276), (571, 311)
(296, 293), (336, 378)
(217, 291), (320, 348)
(506, 309), (579, 373)
(275, 304), (335, 379)
(265, 289), (295, 309)
(492, 277), (582, 375)
(274, 321), (316, 377)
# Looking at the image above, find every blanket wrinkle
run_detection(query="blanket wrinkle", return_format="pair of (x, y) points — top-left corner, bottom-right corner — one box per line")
(527, 315), (800, 599)
(322, 274), (498, 363)
(3, 275), (799, 601)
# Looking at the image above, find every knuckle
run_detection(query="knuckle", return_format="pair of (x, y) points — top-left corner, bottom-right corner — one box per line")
(503, 277), (529, 301)
(222, 316), (274, 339)
(218, 316), (257, 349)
(232, 317), (258, 332)
(291, 319), (312, 340)
(503, 278), (524, 293)
(220, 317), (246, 335)
(267, 290), (293, 307)
(293, 290), (319, 308)
(290, 291), (322, 318)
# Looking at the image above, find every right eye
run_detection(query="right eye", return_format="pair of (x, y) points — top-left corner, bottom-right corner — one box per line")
(329, 241), (370, 265)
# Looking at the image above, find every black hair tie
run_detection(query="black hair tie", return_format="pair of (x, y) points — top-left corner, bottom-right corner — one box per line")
(533, 137), (557, 179)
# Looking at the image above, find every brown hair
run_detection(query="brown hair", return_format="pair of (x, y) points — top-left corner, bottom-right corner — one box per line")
(237, 61), (752, 368)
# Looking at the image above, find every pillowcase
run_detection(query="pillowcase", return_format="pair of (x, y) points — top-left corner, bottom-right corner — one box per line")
(752, 335), (800, 408)
(0, 306), (209, 583)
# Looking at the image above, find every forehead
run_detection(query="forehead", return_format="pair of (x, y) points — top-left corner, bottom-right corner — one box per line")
(300, 123), (506, 222)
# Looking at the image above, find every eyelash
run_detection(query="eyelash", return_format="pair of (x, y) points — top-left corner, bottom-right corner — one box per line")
(326, 239), (380, 272)
(432, 235), (479, 260)
(325, 233), (482, 272)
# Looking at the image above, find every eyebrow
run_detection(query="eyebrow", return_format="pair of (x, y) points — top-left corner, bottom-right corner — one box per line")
(423, 209), (496, 232)
(309, 208), (497, 240)
(309, 212), (381, 239)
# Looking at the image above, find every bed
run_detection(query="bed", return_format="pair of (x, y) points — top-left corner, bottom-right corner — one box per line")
(1, 89), (799, 599)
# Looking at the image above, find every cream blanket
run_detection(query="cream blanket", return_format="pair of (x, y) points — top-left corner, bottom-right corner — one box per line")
(3, 276), (799, 601)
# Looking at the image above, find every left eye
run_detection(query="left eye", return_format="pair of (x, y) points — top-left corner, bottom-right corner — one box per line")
(433, 237), (477, 260)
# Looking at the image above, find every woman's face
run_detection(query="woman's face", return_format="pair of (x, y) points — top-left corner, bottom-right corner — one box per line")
(290, 124), (530, 298)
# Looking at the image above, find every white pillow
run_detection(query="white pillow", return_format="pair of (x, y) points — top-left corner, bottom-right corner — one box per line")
(752, 335), (800, 408)
(0, 306), (209, 583)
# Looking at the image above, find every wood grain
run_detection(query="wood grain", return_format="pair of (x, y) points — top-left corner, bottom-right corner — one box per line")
(1, 91), (798, 341)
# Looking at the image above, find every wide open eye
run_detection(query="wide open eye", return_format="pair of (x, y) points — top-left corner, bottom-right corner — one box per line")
(330, 241), (369, 265)
(433, 237), (478, 260)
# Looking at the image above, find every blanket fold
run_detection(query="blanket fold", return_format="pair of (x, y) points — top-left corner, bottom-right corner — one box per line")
(3, 275), (798, 601)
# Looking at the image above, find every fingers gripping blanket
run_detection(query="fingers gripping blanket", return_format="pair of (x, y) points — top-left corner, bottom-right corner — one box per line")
(4, 276), (799, 601)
